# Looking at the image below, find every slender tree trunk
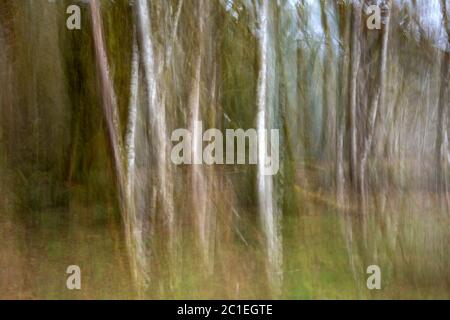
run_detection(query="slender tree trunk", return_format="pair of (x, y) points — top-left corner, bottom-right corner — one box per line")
(320, 0), (336, 176)
(359, 0), (391, 205)
(89, 1), (125, 191)
(89, 0), (144, 293)
(135, 0), (176, 291)
(188, 0), (214, 270)
(335, 0), (362, 291)
(336, 2), (352, 205)
(348, 1), (362, 193)
(124, 30), (149, 294)
(436, 0), (450, 210)
(256, 0), (282, 296)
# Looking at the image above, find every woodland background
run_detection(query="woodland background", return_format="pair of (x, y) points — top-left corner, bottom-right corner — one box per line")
(0, 0), (449, 299)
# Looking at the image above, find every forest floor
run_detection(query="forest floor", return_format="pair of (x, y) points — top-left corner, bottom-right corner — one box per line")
(0, 167), (449, 299)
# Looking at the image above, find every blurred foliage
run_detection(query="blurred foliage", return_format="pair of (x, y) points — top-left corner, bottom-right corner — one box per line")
(0, 0), (449, 299)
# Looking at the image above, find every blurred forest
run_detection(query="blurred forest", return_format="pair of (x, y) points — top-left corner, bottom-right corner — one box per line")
(0, 0), (449, 299)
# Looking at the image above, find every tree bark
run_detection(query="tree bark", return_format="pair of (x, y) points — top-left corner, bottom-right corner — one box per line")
(336, 1), (352, 205)
(359, 0), (391, 202)
(320, 0), (337, 170)
(436, 0), (450, 209)
(348, 1), (362, 193)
